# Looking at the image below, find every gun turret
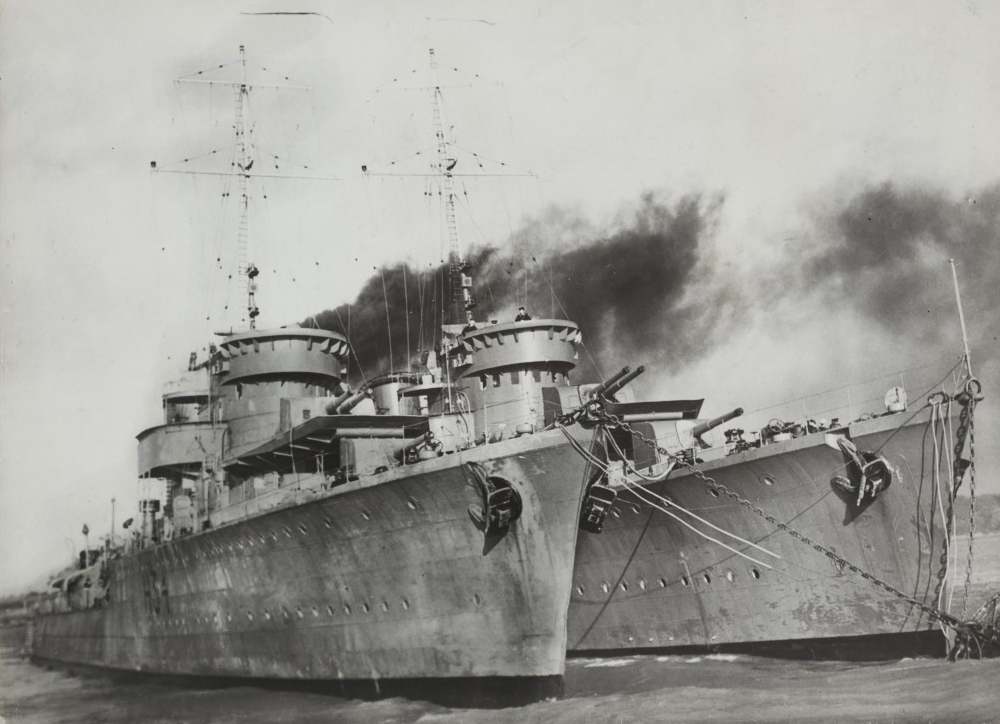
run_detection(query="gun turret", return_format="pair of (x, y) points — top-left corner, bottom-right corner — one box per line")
(324, 388), (355, 414)
(691, 407), (744, 443)
(590, 365), (646, 400)
(602, 365), (646, 399)
(590, 366), (630, 399)
(333, 389), (372, 414)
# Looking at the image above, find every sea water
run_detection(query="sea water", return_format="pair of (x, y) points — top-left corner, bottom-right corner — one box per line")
(3, 534), (998, 724)
(2, 643), (998, 724)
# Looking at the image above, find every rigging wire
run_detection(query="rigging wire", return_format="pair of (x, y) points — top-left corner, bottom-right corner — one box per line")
(380, 267), (393, 372)
(403, 262), (411, 369)
(557, 426), (774, 571)
(602, 428), (782, 561)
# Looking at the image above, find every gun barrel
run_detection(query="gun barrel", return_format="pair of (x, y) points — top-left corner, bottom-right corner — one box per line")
(402, 431), (434, 452)
(590, 366), (631, 399)
(325, 388), (355, 414)
(692, 407), (744, 440)
(603, 365), (646, 398)
(335, 389), (371, 414)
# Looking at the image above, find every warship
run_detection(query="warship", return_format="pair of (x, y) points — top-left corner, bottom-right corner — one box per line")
(27, 47), (991, 697)
(565, 368), (984, 659)
(26, 47), (607, 697)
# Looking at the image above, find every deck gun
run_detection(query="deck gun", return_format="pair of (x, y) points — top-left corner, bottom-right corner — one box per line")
(677, 407), (744, 449)
(590, 365), (646, 401)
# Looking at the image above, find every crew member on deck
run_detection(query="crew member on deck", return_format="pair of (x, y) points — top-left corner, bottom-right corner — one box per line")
(515, 306), (532, 322)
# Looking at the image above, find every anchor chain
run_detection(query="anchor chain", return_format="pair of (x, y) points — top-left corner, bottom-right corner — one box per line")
(585, 405), (970, 634)
(952, 379), (980, 617)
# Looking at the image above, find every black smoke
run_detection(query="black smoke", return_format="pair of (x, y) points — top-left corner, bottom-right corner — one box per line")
(800, 182), (1000, 362)
(305, 193), (730, 379)
(306, 182), (999, 388)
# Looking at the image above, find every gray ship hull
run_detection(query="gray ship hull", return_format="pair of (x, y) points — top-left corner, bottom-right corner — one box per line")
(32, 430), (588, 684)
(568, 408), (954, 656)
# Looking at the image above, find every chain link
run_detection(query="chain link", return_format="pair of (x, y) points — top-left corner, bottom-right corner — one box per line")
(959, 394), (977, 617)
(590, 406), (965, 630)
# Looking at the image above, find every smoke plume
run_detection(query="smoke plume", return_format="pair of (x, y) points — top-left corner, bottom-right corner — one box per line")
(308, 192), (732, 379)
(307, 182), (998, 390)
(800, 182), (1000, 356)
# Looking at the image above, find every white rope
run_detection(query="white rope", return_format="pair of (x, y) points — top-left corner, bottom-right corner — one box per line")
(557, 425), (776, 570)
(943, 398), (960, 615)
(619, 477), (775, 571)
(930, 399), (952, 647)
(601, 428), (781, 560)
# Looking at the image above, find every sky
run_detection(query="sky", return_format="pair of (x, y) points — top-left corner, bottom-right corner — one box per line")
(2, 0), (999, 596)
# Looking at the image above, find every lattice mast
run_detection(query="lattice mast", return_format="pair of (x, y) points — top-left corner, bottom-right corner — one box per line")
(155, 46), (318, 332)
(429, 49), (474, 327)
(363, 50), (533, 328)
(234, 46), (260, 329)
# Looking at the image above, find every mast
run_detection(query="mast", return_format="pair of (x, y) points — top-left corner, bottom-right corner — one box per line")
(429, 48), (473, 327)
(949, 258), (973, 377)
(235, 45), (260, 329)
(154, 46), (323, 333)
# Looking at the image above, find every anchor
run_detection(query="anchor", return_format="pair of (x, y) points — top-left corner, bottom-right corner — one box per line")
(579, 471), (617, 533)
(466, 461), (522, 538)
(832, 437), (893, 506)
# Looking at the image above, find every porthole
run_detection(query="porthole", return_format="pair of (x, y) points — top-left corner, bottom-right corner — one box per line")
(282, 526), (293, 538)
(381, 601), (389, 612)
(760, 474), (775, 486)
(402, 598), (410, 610)
(681, 576), (691, 587)
(406, 498), (419, 511)
(658, 578), (668, 588)
(258, 533), (266, 544)
(297, 523), (308, 535)
(264, 610), (271, 620)
(361, 510), (371, 521)
(247, 611), (253, 621)
(321, 517), (333, 529)
(611, 508), (622, 518)
(326, 605), (335, 616)
(226, 613), (232, 622)
(343, 604), (352, 615)
(707, 486), (720, 497)
(619, 581), (629, 592)
(750, 567), (761, 579)
(630, 504), (642, 514)
(702, 573), (712, 584)
(311, 606), (319, 617)
(601, 582), (610, 593)
(638, 578), (647, 590)
(726, 570), (736, 583)
(296, 608), (304, 619)
(473, 594), (483, 606)
(282, 608), (290, 619)
(575, 585), (585, 595)
(362, 602), (371, 613)
(270, 531), (279, 541)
